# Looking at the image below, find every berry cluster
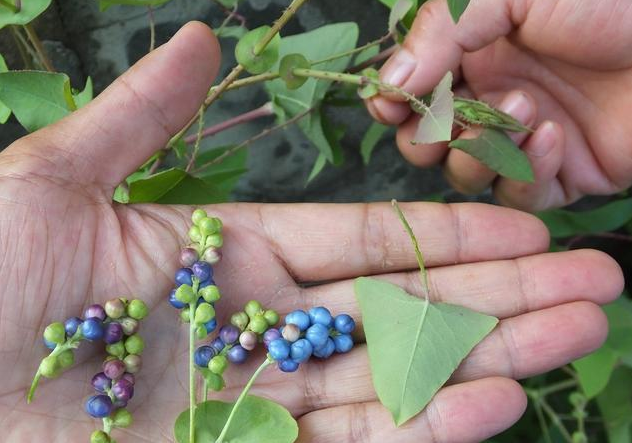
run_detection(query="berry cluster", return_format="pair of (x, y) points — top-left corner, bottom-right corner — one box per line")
(195, 300), (279, 386)
(266, 307), (355, 372)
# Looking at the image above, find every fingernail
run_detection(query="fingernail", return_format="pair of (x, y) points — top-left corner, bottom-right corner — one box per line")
(528, 121), (558, 157)
(499, 91), (535, 125)
(380, 48), (417, 87)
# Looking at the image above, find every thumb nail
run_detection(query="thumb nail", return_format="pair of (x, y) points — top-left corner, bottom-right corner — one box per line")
(380, 48), (417, 87)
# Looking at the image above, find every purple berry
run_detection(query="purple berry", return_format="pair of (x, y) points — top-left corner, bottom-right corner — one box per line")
(64, 317), (83, 337)
(278, 359), (300, 373)
(210, 337), (225, 354)
(91, 372), (112, 393)
(85, 395), (113, 418)
(192, 261), (213, 282)
(334, 314), (355, 334)
(175, 268), (194, 286)
(263, 328), (281, 347)
(169, 289), (186, 309)
(180, 248), (199, 267)
(113, 398), (128, 409)
(111, 379), (134, 401)
(103, 359), (126, 380)
(121, 372), (135, 385)
(103, 322), (124, 344)
(227, 345), (249, 364)
(84, 304), (106, 322)
(219, 325), (240, 345)
(194, 345), (216, 367)
(81, 318), (105, 341)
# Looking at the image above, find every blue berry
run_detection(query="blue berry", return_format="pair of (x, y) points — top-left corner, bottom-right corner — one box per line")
(192, 261), (213, 282)
(43, 338), (57, 350)
(263, 328), (281, 347)
(308, 307), (333, 327)
(333, 334), (354, 353)
(210, 337), (225, 354)
(198, 278), (215, 289)
(205, 318), (217, 334)
(103, 322), (124, 344)
(194, 345), (216, 367)
(91, 372), (112, 393)
(84, 304), (106, 322)
(227, 345), (249, 364)
(313, 338), (336, 359)
(290, 339), (313, 363)
(175, 268), (194, 286)
(219, 325), (240, 345)
(278, 359), (300, 373)
(334, 314), (355, 334)
(169, 289), (186, 309)
(82, 318), (105, 341)
(85, 395), (113, 418)
(285, 310), (310, 331)
(64, 317), (83, 337)
(268, 338), (291, 361)
(305, 323), (329, 349)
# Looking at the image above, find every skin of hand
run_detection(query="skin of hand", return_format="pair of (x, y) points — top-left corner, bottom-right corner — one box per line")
(0, 21), (624, 443)
(367, 0), (632, 212)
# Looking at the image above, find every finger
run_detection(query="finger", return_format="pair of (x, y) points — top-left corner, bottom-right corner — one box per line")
(16, 22), (221, 187)
(370, 0), (525, 125)
(220, 202), (550, 282)
(444, 90), (537, 194)
(296, 377), (526, 443)
(494, 121), (567, 211)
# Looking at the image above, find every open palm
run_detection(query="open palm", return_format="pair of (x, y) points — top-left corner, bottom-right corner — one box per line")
(369, 0), (632, 211)
(0, 22), (623, 443)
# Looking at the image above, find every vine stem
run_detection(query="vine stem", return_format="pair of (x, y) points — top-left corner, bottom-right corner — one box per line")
(147, 5), (156, 52)
(23, 24), (54, 72)
(540, 398), (573, 443)
(348, 44), (396, 73)
(186, 107), (206, 172)
(215, 358), (274, 443)
(311, 32), (393, 67)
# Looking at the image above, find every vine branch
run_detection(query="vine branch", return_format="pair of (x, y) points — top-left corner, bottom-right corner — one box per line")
(23, 24), (54, 72)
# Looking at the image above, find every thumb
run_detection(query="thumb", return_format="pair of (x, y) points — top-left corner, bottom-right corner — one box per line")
(369, 0), (523, 124)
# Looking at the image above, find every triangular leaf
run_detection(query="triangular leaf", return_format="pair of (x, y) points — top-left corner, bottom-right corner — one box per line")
(449, 128), (534, 182)
(447, 0), (470, 23)
(355, 277), (498, 426)
(0, 0), (52, 29)
(307, 153), (327, 184)
(128, 168), (226, 204)
(174, 396), (298, 443)
(413, 71), (454, 144)
(0, 54), (10, 123)
(360, 122), (389, 164)
(73, 77), (93, 108)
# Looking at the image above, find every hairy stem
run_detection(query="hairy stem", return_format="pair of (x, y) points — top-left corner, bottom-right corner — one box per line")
(215, 358), (274, 443)
(312, 32), (393, 67)
(23, 24), (54, 72)
(253, 0), (310, 55)
(186, 107), (206, 172)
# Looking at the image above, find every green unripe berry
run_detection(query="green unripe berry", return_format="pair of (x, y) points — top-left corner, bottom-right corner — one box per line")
(119, 317), (139, 336)
(199, 285), (221, 303)
(43, 322), (66, 345)
(231, 311), (250, 331)
(194, 303), (215, 325)
(213, 217), (223, 231)
(202, 247), (222, 264)
(205, 233), (223, 248)
(105, 298), (126, 319)
(248, 314), (268, 334)
(175, 285), (196, 304)
(112, 408), (133, 428)
(180, 307), (191, 323)
(91, 430), (111, 443)
(196, 325), (208, 340)
(127, 299), (149, 320)
(188, 226), (202, 243)
(568, 392), (586, 408)
(58, 350), (75, 369)
(124, 334), (145, 355)
(123, 354), (142, 373)
(106, 341), (126, 359)
(209, 355), (228, 375)
(192, 209), (208, 226)
(572, 432), (587, 443)
(244, 300), (263, 318)
(40, 355), (60, 378)
(263, 309), (279, 326)
(199, 217), (218, 236)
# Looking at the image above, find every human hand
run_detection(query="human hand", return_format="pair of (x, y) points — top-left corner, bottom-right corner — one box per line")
(0, 22), (623, 442)
(367, 0), (632, 211)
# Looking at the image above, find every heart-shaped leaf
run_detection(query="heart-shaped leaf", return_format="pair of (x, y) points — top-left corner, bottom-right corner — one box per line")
(413, 71), (454, 144)
(235, 26), (281, 75)
(0, 0), (51, 29)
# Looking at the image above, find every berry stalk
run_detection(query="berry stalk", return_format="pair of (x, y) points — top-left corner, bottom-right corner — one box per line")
(189, 279), (200, 443)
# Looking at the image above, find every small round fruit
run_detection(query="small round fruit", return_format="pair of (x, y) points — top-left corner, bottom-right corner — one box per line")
(210, 337), (225, 354)
(40, 355), (60, 378)
(205, 318), (218, 334)
(199, 217), (218, 236)
(124, 334), (145, 354)
(231, 311), (250, 331)
(84, 304), (107, 322)
(119, 317), (139, 335)
(175, 268), (194, 286)
(192, 208), (208, 225)
(308, 307), (333, 327)
(219, 325), (240, 345)
(244, 300), (263, 318)
(200, 285), (221, 303)
(248, 314), (268, 334)
(103, 322), (124, 344)
(285, 310), (310, 331)
(281, 323), (300, 343)
(263, 309), (280, 326)
(106, 341), (126, 358)
(278, 359), (300, 373)
(313, 337), (335, 359)
(263, 328), (281, 347)
(81, 318), (105, 341)
(127, 299), (149, 320)
(202, 247), (222, 264)
(169, 289), (186, 309)
(334, 314), (356, 334)
(43, 338), (57, 350)
(103, 359), (126, 380)
(188, 225), (202, 243)
(209, 355), (228, 375)
(112, 408), (133, 428)
(57, 349), (75, 369)
(180, 247), (199, 267)
(290, 338), (313, 363)
(105, 299), (126, 319)
(64, 317), (83, 337)
(268, 339), (291, 361)
(194, 345), (216, 367)
(333, 334), (354, 353)
(192, 261), (213, 282)
(305, 323), (329, 349)
(227, 345), (249, 364)
(121, 372), (135, 385)
(90, 430), (111, 443)
(85, 395), (113, 418)
(206, 233), (223, 248)
(43, 322), (66, 345)
(239, 331), (258, 351)
(91, 372), (112, 392)
(175, 284), (196, 304)
(111, 379), (134, 401)
(194, 302), (215, 325)
(123, 354), (142, 373)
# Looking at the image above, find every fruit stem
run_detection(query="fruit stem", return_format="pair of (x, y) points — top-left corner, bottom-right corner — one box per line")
(215, 357), (274, 443)
(188, 279), (200, 443)
(103, 417), (113, 434)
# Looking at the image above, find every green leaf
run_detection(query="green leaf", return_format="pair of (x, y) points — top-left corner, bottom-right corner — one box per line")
(0, 54), (10, 123)
(266, 23), (359, 162)
(378, 0), (419, 28)
(389, 0), (414, 33)
(537, 198), (632, 238)
(99, 0), (172, 12)
(128, 168), (227, 204)
(199, 368), (225, 392)
(174, 396), (298, 443)
(73, 77), (93, 109)
(596, 367), (632, 443)
(355, 277), (498, 426)
(0, 70), (76, 132)
(196, 146), (248, 198)
(361, 122), (389, 164)
(279, 54), (311, 90)
(235, 26), (281, 75)
(413, 71), (454, 144)
(358, 68), (380, 99)
(449, 128), (534, 182)
(0, 0), (51, 29)
(447, 0), (470, 23)
(307, 153), (327, 184)
(354, 45), (380, 66)
(454, 98), (531, 133)
(216, 25), (248, 40)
